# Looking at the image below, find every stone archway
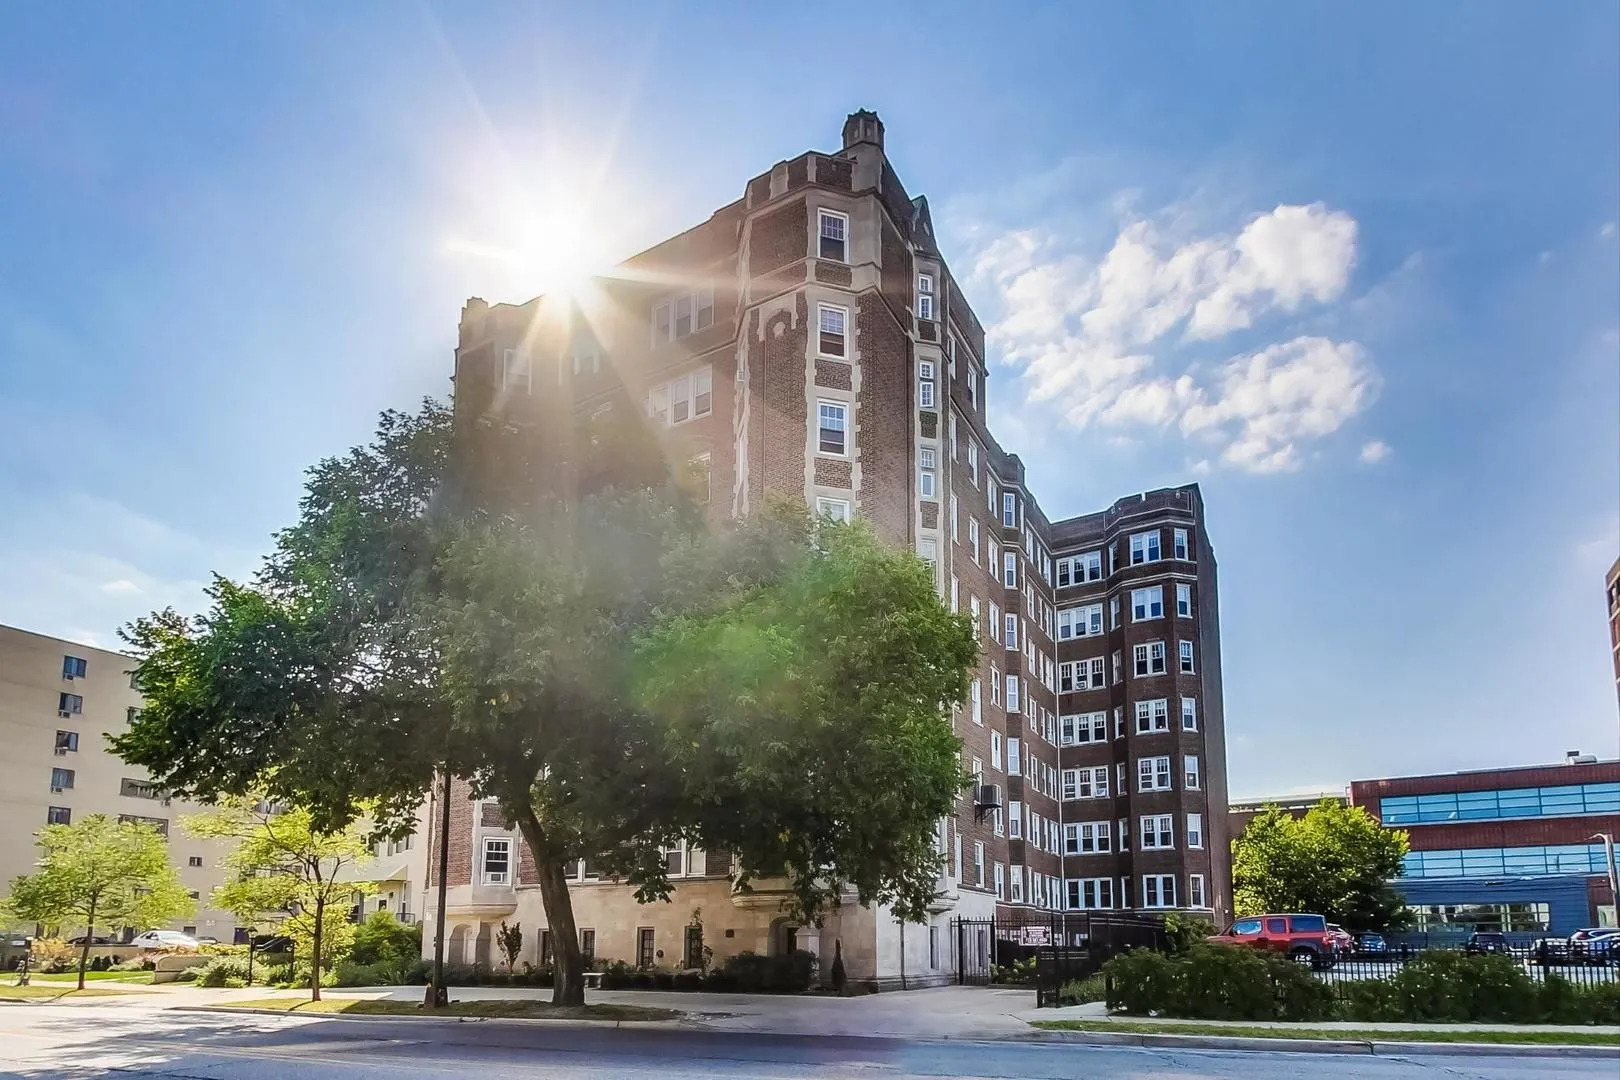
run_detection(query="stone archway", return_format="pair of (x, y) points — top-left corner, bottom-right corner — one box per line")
(448, 924), (469, 965)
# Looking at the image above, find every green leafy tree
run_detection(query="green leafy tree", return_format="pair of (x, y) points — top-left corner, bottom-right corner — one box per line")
(184, 799), (375, 1000)
(2, 814), (193, 988)
(114, 401), (976, 1006)
(1231, 800), (1411, 931)
(496, 921), (522, 974)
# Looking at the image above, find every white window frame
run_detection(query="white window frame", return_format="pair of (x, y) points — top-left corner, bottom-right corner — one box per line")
(1176, 583), (1192, 618)
(917, 273), (935, 320)
(481, 837), (513, 885)
(818, 209), (849, 263)
(973, 841), (986, 888)
(1138, 756), (1173, 793)
(1002, 492), (1017, 528)
(647, 366), (715, 428)
(1189, 874), (1207, 909)
(1134, 699), (1170, 734)
(990, 730), (1003, 772)
(1185, 754), (1201, 790)
(1140, 814), (1175, 850)
(817, 303), (849, 360)
(970, 677), (982, 725)
(919, 446), (937, 498)
(1004, 550), (1018, 589)
(1004, 613), (1018, 651)
(1131, 586), (1165, 622)
(1142, 874), (1177, 909)
(1182, 697), (1198, 731)
(500, 348), (530, 394)
(814, 497), (851, 523)
(918, 359), (936, 409)
(816, 399), (849, 456)
(1006, 675), (1020, 714)
(1180, 639), (1195, 673)
(966, 440), (979, 486)
(1173, 528), (1189, 561)
(1129, 530), (1162, 565)
(968, 518), (980, 563)
(652, 287), (716, 345)
(1133, 641), (1167, 677)
(1188, 813), (1204, 849)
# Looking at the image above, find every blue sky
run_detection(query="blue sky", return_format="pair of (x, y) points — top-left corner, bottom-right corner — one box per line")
(1, 2), (1616, 796)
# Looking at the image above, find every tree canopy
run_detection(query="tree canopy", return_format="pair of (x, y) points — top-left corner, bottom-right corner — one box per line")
(116, 399), (977, 1004)
(1232, 800), (1411, 932)
(2, 814), (193, 988)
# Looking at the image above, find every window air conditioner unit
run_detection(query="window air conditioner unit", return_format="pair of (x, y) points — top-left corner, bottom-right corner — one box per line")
(973, 784), (1004, 820)
(57, 710), (72, 718)
(50, 786), (65, 794)
(54, 747), (68, 756)
(485, 872), (509, 885)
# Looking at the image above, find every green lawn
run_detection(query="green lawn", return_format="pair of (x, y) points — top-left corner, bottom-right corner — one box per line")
(1030, 1019), (1620, 1047)
(222, 997), (679, 1022)
(0, 984), (129, 1002)
(31, 970), (154, 985)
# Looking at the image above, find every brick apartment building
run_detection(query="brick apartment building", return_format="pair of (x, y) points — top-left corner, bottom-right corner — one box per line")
(1351, 754), (1620, 935)
(429, 110), (1230, 987)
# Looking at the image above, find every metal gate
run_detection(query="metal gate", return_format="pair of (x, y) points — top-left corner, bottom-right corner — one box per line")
(951, 911), (1171, 1005)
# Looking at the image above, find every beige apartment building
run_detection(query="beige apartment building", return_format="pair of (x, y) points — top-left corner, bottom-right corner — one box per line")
(426, 110), (1230, 988)
(0, 623), (242, 940)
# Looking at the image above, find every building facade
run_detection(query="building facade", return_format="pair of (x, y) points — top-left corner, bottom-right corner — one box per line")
(0, 623), (237, 941)
(1226, 791), (1346, 848)
(430, 110), (1229, 986)
(1350, 754), (1620, 934)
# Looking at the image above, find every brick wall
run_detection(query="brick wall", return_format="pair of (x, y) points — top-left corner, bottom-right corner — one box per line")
(855, 291), (911, 546)
(749, 200), (808, 277)
(750, 293), (810, 510)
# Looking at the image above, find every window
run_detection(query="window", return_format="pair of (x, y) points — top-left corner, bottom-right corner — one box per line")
(919, 446), (937, 498)
(1008, 800), (1023, 839)
(1176, 583), (1192, 618)
(482, 838), (512, 885)
(1004, 551), (1017, 588)
(1006, 676), (1020, 714)
(1114, 707), (1124, 740)
(1182, 697), (1198, 731)
(499, 348), (530, 393)
(918, 359), (936, 409)
(1004, 613), (1018, 650)
(188, 855), (204, 868)
(120, 778), (162, 800)
(1057, 551), (1102, 587)
(815, 497), (851, 523)
(1139, 814), (1175, 850)
(990, 731), (1003, 772)
(58, 693), (82, 716)
(1179, 640), (1195, 673)
(1134, 699), (1170, 734)
(1109, 595), (1119, 629)
(1130, 530), (1162, 564)
(919, 538), (937, 567)
(967, 441), (979, 486)
(1069, 765), (1110, 799)
(973, 841), (986, 888)
(970, 595), (980, 635)
(54, 730), (78, 753)
(818, 303), (848, 358)
(917, 273), (935, 320)
(118, 814), (168, 836)
(1061, 712), (1108, 745)
(970, 678), (982, 725)
(1058, 657), (1106, 692)
(1378, 782), (1620, 826)
(1010, 866), (1024, 902)
(1401, 843), (1611, 879)
(1138, 756), (1172, 792)
(638, 927), (656, 968)
(570, 327), (602, 376)
(126, 706), (140, 725)
(687, 453), (711, 503)
(1002, 492), (1017, 528)
(1142, 874), (1177, 909)
(950, 575), (959, 611)
(1185, 755), (1201, 790)
(1067, 821), (1111, 854)
(1174, 528), (1189, 560)
(1006, 737), (1021, 775)
(817, 400), (848, 455)
(1189, 874), (1207, 909)
(1131, 586), (1165, 621)
(1118, 818), (1129, 851)
(47, 806), (71, 825)
(652, 288), (715, 344)
(1133, 641), (1167, 676)
(50, 767), (74, 791)
(646, 367), (714, 427)
(819, 209), (848, 262)
(994, 862), (1005, 900)
(62, 655), (87, 679)
(1188, 813), (1204, 849)
(1070, 878), (1113, 910)
(1057, 604), (1103, 640)
(968, 519), (980, 562)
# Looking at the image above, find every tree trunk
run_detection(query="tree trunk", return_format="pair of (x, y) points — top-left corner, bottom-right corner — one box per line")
(77, 896), (96, 992)
(513, 808), (584, 1006)
(311, 898), (324, 1002)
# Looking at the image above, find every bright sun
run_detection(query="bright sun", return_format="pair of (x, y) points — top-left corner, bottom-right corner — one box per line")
(445, 204), (613, 302)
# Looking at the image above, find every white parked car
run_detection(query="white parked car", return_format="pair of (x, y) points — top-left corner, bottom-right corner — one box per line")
(130, 930), (200, 951)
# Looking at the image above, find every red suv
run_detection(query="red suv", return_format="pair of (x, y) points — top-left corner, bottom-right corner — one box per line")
(1210, 913), (1338, 970)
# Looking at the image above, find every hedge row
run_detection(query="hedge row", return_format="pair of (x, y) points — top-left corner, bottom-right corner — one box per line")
(1103, 944), (1620, 1025)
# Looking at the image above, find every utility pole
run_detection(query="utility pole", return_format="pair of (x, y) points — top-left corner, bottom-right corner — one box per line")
(427, 769), (453, 1008)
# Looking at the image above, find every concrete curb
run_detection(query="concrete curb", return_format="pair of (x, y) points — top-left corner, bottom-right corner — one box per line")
(178, 1005), (695, 1030)
(1020, 1028), (1620, 1059)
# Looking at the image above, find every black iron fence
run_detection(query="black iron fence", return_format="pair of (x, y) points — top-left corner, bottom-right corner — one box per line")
(1315, 941), (1619, 994)
(950, 910), (1169, 1006)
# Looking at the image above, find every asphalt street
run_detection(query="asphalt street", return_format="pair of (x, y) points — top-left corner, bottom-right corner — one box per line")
(1, 1003), (1612, 1080)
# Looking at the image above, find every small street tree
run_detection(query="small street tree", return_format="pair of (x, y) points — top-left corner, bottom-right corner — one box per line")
(2, 814), (193, 989)
(496, 921), (522, 974)
(1232, 800), (1412, 931)
(184, 799), (375, 1000)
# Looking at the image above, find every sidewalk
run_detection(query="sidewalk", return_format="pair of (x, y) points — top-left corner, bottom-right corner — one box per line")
(1033, 1002), (1620, 1036)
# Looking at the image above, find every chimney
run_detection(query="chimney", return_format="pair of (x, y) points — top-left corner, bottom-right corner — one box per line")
(842, 109), (884, 151)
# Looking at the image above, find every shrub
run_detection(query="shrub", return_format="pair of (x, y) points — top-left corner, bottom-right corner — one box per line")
(334, 957), (430, 987)
(29, 939), (76, 974)
(350, 913), (422, 968)
(1053, 974), (1107, 1006)
(195, 957), (253, 987)
(1104, 944), (1334, 1022)
(112, 957), (155, 972)
(258, 963), (291, 987)
(991, 956), (1037, 985)
(1162, 913), (1217, 955)
(1371, 951), (1536, 1024)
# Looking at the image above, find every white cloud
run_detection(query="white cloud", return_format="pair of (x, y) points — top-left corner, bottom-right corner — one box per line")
(1359, 439), (1392, 464)
(100, 579), (143, 595)
(1600, 222), (1616, 240)
(961, 200), (1375, 473)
